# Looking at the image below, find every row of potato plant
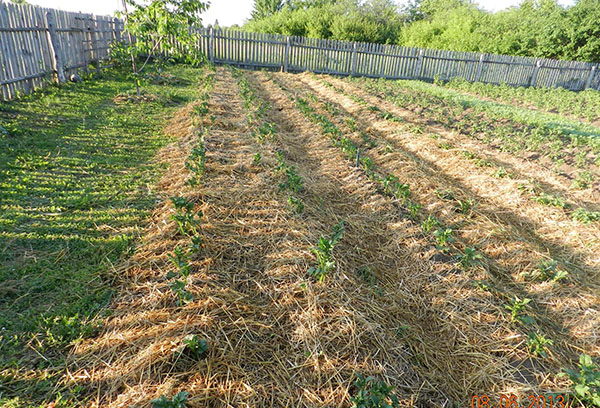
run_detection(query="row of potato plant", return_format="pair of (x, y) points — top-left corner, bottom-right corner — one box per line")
(306, 74), (600, 405)
(443, 77), (600, 125)
(232, 68), (346, 285)
(277, 76), (599, 399)
(151, 66), (217, 407)
(318, 76), (600, 225)
(347, 76), (599, 189)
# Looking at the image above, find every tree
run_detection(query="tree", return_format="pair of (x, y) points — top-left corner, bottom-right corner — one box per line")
(119, 0), (209, 96)
(251, 0), (285, 20)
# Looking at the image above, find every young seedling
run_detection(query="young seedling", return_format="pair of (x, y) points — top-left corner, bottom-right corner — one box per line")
(535, 259), (568, 282)
(253, 152), (261, 166)
(421, 215), (440, 233)
(457, 247), (483, 269)
(526, 331), (553, 358)
(182, 334), (208, 360)
(407, 201), (421, 220)
(188, 235), (203, 254)
(308, 221), (345, 282)
(170, 279), (193, 306)
(170, 196), (202, 236)
(167, 245), (190, 279)
(185, 142), (206, 187)
(456, 198), (475, 214)
(572, 208), (600, 224)
(151, 391), (189, 408)
(433, 228), (454, 252)
(505, 297), (534, 325)
(562, 354), (600, 407)
(287, 195), (304, 214)
(350, 374), (399, 408)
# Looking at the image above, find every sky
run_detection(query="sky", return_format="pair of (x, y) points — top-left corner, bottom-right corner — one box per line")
(22, 0), (576, 27)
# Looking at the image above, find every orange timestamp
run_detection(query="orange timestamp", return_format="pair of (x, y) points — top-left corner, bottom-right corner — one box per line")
(471, 394), (566, 408)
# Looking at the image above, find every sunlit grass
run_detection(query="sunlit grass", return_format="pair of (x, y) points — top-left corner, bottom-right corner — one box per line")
(0, 63), (202, 407)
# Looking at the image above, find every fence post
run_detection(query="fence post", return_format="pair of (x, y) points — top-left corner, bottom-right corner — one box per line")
(284, 36), (290, 72)
(87, 15), (100, 72)
(530, 60), (541, 87)
(584, 65), (596, 90)
(351, 42), (357, 76)
(413, 49), (424, 79)
(474, 53), (484, 82)
(45, 12), (66, 84)
(113, 17), (121, 42)
(209, 27), (215, 63)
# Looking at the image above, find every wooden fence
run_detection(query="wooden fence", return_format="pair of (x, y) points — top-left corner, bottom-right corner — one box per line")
(197, 28), (600, 91)
(0, 1), (123, 100)
(1, 1), (600, 101)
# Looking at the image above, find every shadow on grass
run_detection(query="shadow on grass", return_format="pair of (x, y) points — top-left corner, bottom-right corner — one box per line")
(0, 63), (202, 407)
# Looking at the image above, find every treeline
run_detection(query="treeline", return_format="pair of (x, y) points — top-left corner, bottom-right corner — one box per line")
(240, 0), (600, 63)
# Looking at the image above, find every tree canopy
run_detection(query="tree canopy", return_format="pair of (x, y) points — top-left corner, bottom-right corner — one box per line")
(243, 0), (600, 63)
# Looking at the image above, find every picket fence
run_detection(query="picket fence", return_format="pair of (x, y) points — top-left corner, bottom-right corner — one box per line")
(1, 1), (600, 101)
(0, 1), (123, 100)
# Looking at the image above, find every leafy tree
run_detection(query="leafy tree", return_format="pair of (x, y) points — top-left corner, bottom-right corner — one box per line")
(252, 0), (285, 20)
(118, 0), (209, 95)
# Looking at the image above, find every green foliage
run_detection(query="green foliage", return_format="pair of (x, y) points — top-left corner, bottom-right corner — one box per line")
(246, 0), (403, 44)
(572, 207), (600, 224)
(526, 331), (553, 357)
(421, 215), (440, 233)
(182, 334), (208, 360)
(433, 227), (454, 252)
(170, 196), (203, 236)
(185, 140), (206, 186)
(121, 0), (208, 64)
(563, 354), (600, 407)
(505, 297), (534, 325)
(308, 221), (345, 282)
(457, 247), (482, 269)
(350, 374), (399, 408)
(252, 0), (284, 19)
(0, 63), (202, 406)
(528, 259), (568, 282)
(253, 152), (262, 165)
(151, 391), (190, 408)
(287, 195), (305, 214)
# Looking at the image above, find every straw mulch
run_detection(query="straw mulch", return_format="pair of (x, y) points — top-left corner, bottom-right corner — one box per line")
(67, 67), (442, 407)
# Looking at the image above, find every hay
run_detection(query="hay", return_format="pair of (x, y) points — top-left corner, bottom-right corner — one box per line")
(65, 66), (597, 408)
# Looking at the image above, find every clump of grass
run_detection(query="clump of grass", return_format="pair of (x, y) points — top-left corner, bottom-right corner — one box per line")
(308, 221), (345, 282)
(350, 374), (399, 408)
